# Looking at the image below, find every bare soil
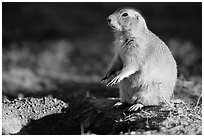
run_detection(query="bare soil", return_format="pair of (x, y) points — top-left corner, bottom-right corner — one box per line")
(2, 94), (202, 135)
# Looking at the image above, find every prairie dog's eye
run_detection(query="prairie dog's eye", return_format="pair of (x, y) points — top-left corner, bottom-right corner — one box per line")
(121, 12), (128, 17)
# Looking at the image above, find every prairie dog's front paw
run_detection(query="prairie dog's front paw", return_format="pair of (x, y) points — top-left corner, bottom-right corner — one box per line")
(107, 75), (123, 86)
(101, 75), (108, 83)
(101, 71), (115, 83)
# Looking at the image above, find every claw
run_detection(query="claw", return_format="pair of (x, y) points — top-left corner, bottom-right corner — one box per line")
(107, 76), (120, 86)
(106, 78), (113, 86)
(128, 104), (143, 111)
(112, 102), (123, 108)
(101, 76), (107, 82)
(100, 79), (105, 83)
(101, 74), (109, 83)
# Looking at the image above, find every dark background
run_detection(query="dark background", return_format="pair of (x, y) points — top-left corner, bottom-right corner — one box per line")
(2, 2), (202, 98)
(3, 2), (202, 45)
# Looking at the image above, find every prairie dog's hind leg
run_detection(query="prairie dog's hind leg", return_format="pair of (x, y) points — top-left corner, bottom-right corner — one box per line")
(112, 90), (130, 109)
(112, 80), (133, 109)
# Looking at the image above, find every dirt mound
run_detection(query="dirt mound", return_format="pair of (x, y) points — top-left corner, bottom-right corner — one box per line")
(2, 96), (202, 135)
(2, 97), (68, 134)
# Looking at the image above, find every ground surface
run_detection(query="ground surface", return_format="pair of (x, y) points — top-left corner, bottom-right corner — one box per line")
(2, 96), (202, 135)
(2, 80), (202, 135)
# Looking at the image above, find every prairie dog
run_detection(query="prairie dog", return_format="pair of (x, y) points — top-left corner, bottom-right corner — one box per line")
(101, 8), (177, 111)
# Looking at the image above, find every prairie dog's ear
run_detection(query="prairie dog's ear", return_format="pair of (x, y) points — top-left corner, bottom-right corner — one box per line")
(135, 15), (139, 20)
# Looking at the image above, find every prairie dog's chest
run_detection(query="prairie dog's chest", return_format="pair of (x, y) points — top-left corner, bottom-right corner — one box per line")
(116, 40), (141, 63)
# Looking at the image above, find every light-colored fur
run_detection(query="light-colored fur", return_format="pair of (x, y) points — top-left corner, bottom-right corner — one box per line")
(104, 8), (177, 106)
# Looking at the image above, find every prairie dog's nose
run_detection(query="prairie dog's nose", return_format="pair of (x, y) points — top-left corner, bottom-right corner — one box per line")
(107, 16), (111, 23)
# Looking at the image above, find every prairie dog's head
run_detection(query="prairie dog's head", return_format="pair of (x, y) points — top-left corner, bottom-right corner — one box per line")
(107, 8), (147, 34)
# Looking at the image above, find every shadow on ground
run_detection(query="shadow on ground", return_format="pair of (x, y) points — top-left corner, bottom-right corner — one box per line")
(16, 96), (170, 135)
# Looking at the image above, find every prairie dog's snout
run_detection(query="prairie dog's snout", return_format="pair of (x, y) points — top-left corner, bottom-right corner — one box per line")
(107, 16), (111, 23)
(107, 14), (121, 31)
(107, 16), (112, 27)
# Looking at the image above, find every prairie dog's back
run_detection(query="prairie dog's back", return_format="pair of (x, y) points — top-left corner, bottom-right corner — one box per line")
(143, 32), (177, 82)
